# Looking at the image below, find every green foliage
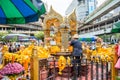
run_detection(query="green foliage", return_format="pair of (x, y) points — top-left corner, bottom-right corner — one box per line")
(9, 36), (18, 42)
(7, 30), (12, 34)
(0, 31), (17, 42)
(34, 31), (44, 40)
(0, 32), (8, 42)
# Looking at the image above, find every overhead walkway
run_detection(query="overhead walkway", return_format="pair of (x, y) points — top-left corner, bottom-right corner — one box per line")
(85, 0), (120, 24)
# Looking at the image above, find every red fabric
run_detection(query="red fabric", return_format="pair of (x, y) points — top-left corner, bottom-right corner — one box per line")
(115, 44), (120, 69)
(115, 44), (118, 53)
(115, 58), (120, 69)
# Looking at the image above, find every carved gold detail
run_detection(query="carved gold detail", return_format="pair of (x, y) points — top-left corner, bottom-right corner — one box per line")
(44, 6), (63, 29)
(67, 9), (77, 35)
(31, 8), (78, 80)
(43, 7), (77, 47)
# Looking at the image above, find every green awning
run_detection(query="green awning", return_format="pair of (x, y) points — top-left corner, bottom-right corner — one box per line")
(111, 21), (120, 33)
(0, 0), (46, 24)
(79, 38), (96, 42)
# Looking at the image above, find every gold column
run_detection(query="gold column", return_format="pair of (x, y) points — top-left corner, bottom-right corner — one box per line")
(112, 52), (118, 80)
(31, 48), (39, 80)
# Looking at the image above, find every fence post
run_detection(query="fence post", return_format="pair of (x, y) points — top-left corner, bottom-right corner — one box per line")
(31, 47), (39, 80)
(85, 58), (88, 80)
(53, 57), (56, 80)
(91, 60), (93, 80)
(101, 61), (104, 80)
(106, 62), (109, 80)
(111, 52), (118, 80)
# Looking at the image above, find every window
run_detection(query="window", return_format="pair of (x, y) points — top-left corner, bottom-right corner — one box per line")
(91, 6), (94, 11)
(89, 0), (94, 2)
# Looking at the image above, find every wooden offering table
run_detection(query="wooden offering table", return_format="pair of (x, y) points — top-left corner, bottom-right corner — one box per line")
(51, 52), (71, 59)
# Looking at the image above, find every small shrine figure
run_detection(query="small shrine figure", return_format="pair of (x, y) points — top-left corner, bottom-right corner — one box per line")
(55, 31), (61, 46)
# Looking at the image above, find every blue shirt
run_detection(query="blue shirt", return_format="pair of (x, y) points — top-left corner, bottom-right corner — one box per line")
(70, 39), (82, 56)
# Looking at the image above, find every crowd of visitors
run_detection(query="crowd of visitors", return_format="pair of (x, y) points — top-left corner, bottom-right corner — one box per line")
(0, 34), (119, 80)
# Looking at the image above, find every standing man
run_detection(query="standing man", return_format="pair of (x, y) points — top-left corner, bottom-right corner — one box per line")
(70, 34), (83, 78)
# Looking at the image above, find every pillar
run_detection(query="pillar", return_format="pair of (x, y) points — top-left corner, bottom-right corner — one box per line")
(112, 45), (118, 80)
(30, 48), (39, 80)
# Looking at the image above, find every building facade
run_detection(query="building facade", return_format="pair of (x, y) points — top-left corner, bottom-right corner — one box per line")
(0, 18), (43, 36)
(88, 0), (96, 14)
(65, 0), (97, 21)
(0, 0), (45, 36)
(78, 0), (120, 43)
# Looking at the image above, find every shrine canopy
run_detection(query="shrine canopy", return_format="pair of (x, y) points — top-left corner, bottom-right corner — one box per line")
(79, 35), (98, 42)
(0, 0), (46, 24)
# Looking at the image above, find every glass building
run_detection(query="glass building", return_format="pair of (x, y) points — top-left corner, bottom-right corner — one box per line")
(65, 0), (97, 21)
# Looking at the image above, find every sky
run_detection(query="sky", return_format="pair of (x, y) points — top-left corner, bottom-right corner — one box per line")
(42, 0), (73, 16)
(42, 0), (106, 16)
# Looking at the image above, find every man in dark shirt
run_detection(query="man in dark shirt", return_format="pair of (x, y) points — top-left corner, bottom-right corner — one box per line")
(70, 34), (82, 78)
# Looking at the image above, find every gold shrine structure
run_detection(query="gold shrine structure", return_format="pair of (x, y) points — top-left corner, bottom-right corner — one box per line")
(30, 7), (117, 80)
(31, 7), (78, 80)
(43, 7), (77, 51)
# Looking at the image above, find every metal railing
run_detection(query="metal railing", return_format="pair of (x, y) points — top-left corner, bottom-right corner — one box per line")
(39, 56), (112, 80)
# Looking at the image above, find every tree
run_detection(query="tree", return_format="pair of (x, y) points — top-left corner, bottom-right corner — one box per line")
(7, 30), (12, 34)
(34, 31), (44, 41)
(0, 31), (17, 42)
(0, 32), (8, 42)
(9, 36), (18, 42)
